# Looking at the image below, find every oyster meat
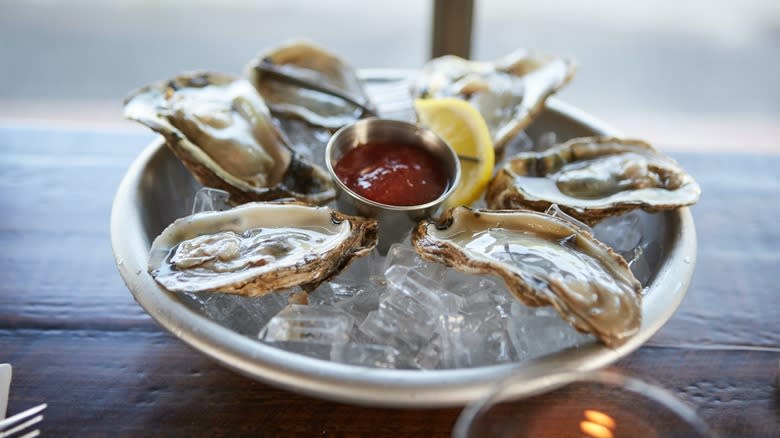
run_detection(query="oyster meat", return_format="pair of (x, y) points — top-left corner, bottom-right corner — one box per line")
(246, 41), (373, 129)
(124, 72), (335, 205)
(148, 202), (378, 296)
(412, 207), (642, 347)
(413, 49), (576, 151)
(486, 136), (701, 224)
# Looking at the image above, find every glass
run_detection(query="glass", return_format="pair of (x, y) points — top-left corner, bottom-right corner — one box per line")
(453, 370), (714, 438)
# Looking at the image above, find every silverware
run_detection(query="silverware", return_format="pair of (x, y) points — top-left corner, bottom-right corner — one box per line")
(0, 403), (46, 438)
(0, 365), (10, 420)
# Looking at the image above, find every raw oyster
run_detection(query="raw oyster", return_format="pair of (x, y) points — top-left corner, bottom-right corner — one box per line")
(246, 41), (374, 129)
(413, 49), (576, 151)
(486, 136), (701, 224)
(148, 202), (378, 296)
(124, 72), (335, 205)
(412, 207), (642, 347)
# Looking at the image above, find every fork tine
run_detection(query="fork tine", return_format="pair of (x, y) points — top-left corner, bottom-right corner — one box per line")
(0, 415), (42, 438)
(15, 431), (39, 438)
(0, 404), (46, 434)
(368, 81), (416, 122)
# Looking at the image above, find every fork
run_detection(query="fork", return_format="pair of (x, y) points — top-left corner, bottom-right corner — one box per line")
(0, 403), (46, 438)
(367, 78), (416, 122)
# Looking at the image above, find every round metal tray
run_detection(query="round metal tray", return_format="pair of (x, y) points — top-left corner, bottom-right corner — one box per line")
(111, 75), (696, 407)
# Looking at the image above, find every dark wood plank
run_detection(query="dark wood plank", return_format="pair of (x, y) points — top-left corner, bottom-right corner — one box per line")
(616, 347), (780, 438)
(0, 126), (155, 331)
(649, 152), (780, 349)
(674, 152), (780, 256)
(1, 331), (461, 437)
(2, 330), (777, 436)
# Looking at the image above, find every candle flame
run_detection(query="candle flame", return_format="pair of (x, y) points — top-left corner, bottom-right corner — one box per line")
(579, 409), (616, 438)
(584, 409), (616, 429)
(580, 421), (614, 438)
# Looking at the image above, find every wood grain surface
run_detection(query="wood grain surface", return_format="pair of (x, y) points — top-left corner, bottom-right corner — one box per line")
(0, 125), (778, 437)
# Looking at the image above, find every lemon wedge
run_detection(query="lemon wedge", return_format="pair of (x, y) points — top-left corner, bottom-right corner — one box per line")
(414, 98), (495, 209)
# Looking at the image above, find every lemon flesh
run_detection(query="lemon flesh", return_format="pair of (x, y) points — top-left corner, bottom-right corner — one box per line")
(414, 98), (495, 209)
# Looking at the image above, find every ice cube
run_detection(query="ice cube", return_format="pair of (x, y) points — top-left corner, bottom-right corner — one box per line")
(307, 281), (360, 306)
(532, 306), (560, 318)
(360, 265), (448, 350)
(438, 291), (466, 314)
(383, 243), (446, 282)
(262, 341), (333, 360)
(413, 335), (442, 369)
(367, 79), (417, 123)
(358, 310), (431, 350)
(497, 130), (534, 166)
(594, 211), (643, 254)
(641, 240), (661, 281)
(509, 300), (535, 318)
(460, 288), (508, 324)
(481, 330), (514, 364)
(384, 266), (447, 312)
(463, 288), (493, 307)
(442, 271), (497, 297)
(334, 248), (385, 285)
(441, 311), (516, 368)
(383, 243), (422, 271)
(435, 314), (468, 368)
(379, 289), (439, 333)
(177, 291), (210, 310)
(507, 314), (593, 361)
(386, 265), (466, 313)
(331, 343), (401, 368)
(199, 292), (288, 335)
(629, 249), (653, 286)
(490, 287), (512, 304)
(259, 304), (353, 344)
(191, 187), (232, 214)
(536, 131), (558, 150)
(334, 287), (381, 324)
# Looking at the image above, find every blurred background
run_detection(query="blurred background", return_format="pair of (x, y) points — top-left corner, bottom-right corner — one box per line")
(1, 0), (778, 152)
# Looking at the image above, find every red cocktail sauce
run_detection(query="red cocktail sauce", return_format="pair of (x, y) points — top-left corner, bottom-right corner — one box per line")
(334, 142), (449, 206)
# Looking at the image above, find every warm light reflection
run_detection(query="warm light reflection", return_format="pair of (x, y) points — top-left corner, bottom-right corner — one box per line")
(584, 409), (617, 429)
(579, 409), (616, 438)
(580, 421), (614, 438)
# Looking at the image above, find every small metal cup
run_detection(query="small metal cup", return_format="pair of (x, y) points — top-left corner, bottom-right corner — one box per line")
(325, 118), (461, 253)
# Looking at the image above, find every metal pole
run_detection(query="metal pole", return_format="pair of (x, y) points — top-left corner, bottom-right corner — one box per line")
(431, 0), (474, 59)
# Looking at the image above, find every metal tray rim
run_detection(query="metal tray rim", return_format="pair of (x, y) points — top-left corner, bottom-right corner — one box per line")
(111, 94), (696, 408)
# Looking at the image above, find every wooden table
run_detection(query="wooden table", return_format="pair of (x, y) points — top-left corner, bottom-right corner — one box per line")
(1, 123), (778, 437)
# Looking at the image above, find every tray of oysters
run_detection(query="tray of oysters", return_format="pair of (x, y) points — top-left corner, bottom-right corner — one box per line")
(112, 41), (700, 407)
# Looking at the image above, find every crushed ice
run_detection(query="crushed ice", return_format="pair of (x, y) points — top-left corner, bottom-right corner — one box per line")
(181, 240), (601, 369)
(180, 169), (660, 369)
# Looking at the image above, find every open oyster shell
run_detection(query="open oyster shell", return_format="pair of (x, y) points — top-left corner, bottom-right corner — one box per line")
(486, 136), (701, 224)
(413, 49), (576, 151)
(148, 202), (378, 296)
(246, 41), (373, 129)
(123, 72), (335, 205)
(412, 207), (642, 347)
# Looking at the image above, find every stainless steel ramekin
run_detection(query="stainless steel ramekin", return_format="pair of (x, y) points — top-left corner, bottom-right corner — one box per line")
(325, 118), (461, 252)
